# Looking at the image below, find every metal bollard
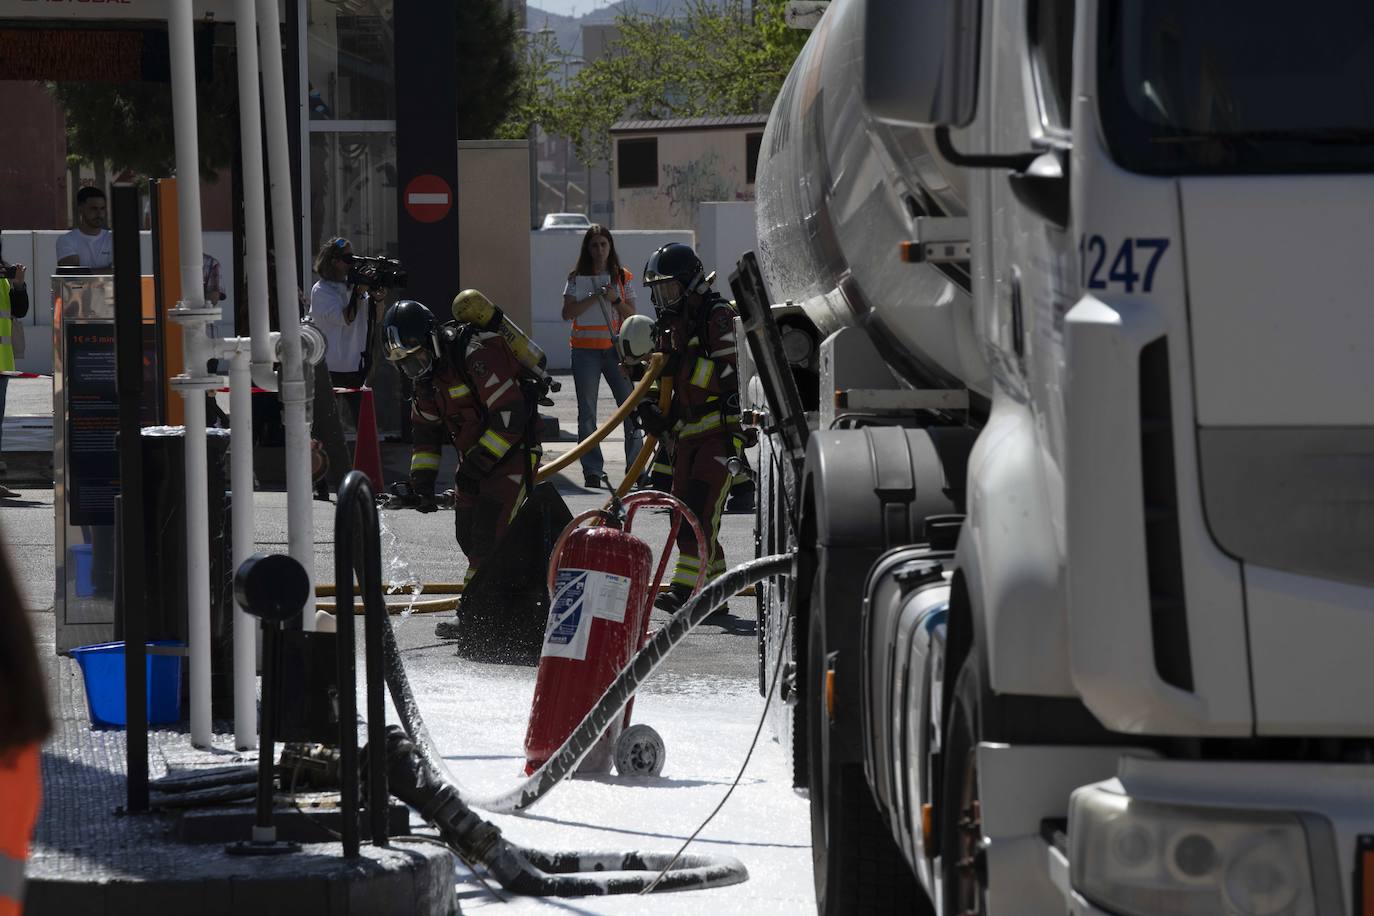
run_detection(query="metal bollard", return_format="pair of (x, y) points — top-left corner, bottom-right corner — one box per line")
(225, 552), (310, 857)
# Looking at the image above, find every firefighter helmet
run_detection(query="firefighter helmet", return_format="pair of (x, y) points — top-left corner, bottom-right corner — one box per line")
(617, 313), (656, 364)
(643, 242), (705, 318)
(382, 299), (440, 379)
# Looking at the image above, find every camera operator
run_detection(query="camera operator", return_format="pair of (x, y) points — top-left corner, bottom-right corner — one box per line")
(309, 237), (372, 401)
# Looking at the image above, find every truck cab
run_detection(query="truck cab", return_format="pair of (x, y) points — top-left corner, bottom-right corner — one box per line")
(738, 0), (1374, 913)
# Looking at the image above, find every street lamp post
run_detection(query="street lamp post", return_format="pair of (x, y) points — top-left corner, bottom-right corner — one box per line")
(519, 27), (556, 228)
(559, 55), (586, 211)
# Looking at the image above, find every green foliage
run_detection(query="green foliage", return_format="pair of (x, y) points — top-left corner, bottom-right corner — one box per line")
(496, 27), (563, 141)
(457, 0), (525, 139)
(48, 45), (239, 182)
(536, 0), (810, 166)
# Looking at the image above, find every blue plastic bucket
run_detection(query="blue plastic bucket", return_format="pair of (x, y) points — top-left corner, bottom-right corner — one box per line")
(70, 544), (94, 597)
(69, 641), (184, 728)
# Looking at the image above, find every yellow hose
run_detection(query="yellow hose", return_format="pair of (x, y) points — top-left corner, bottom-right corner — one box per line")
(613, 376), (673, 500)
(535, 353), (666, 483)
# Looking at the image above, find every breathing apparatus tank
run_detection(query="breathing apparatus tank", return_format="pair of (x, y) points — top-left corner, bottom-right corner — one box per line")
(451, 289), (557, 388)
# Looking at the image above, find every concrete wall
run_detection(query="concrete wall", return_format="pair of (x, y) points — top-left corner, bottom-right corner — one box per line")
(529, 228), (693, 371)
(1, 229), (236, 378)
(613, 127), (762, 230)
(457, 141), (532, 333)
(696, 201), (758, 285)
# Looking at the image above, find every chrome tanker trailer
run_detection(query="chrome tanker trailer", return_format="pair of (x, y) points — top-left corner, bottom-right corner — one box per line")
(734, 0), (1374, 914)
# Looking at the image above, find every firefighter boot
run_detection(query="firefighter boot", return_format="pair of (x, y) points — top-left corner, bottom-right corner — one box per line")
(654, 584), (693, 614)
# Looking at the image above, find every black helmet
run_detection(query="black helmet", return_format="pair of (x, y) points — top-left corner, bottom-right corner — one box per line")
(643, 242), (705, 318)
(382, 300), (439, 379)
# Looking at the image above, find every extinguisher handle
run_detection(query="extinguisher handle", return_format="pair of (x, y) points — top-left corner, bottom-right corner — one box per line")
(621, 491), (708, 598)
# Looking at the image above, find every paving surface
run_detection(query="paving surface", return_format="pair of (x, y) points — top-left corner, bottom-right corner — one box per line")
(26, 608), (458, 916)
(4, 368), (763, 915)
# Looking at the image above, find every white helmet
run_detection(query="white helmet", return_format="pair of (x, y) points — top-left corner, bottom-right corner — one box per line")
(617, 314), (656, 364)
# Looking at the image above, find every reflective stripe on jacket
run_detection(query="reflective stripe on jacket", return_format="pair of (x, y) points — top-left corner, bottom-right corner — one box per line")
(568, 271), (630, 350)
(0, 281), (14, 373)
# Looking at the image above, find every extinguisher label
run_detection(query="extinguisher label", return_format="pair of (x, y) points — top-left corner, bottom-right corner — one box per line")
(543, 568), (633, 660)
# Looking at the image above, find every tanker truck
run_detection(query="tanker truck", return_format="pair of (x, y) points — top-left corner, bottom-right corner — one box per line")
(732, 1), (1374, 913)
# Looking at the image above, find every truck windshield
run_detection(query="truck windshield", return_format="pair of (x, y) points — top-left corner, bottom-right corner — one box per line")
(1099, 0), (1374, 174)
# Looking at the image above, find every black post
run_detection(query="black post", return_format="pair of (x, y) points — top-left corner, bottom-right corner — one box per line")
(113, 183), (149, 814)
(226, 552), (308, 856)
(334, 470), (389, 856)
(361, 498), (389, 848)
(394, 0), (460, 307)
(256, 622), (282, 833)
(334, 495), (360, 859)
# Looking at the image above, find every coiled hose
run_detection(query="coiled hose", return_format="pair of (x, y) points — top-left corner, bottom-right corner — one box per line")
(377, 552), (794, 895)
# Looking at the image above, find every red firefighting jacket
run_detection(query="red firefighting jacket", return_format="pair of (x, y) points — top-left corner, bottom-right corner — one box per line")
(661, 293), (740, 441)
(408, 327), (539, 490)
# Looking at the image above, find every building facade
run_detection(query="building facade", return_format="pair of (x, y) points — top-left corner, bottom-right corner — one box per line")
(610, 115), (767, 230)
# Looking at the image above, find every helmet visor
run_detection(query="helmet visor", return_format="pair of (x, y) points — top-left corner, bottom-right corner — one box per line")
(392, 347), (432, 379)
(649, 279), (685, 317)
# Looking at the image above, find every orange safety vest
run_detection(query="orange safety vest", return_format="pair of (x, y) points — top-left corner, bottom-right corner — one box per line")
(569, 269), (631, 350)
(0, 744), (40, 916)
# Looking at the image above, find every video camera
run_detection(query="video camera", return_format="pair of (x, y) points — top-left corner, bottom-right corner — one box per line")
(346, 254), (407, 289)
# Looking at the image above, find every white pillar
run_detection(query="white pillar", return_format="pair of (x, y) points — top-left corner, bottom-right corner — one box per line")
(228, 344), (256, 749)
(257, 0), (317, 630)
(167, 0), (219, 749)
(234, 0), (278, 393)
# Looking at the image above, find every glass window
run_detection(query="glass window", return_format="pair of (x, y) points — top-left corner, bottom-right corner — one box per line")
(307, 0), (396, 121)
(309, 132), (399, 263)
(746, 132), (763, 184)
(1029, 0), (1075, 131)
(617, 138), (658, 188)
(1099, 0), (1374, 174)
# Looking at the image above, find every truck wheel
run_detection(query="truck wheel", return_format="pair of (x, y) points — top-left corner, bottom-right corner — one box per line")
(940, 657), (988, 916)
(808, 602), (928, 914)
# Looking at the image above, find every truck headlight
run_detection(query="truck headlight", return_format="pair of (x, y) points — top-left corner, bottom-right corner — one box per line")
(1069, 789), (1317, 916)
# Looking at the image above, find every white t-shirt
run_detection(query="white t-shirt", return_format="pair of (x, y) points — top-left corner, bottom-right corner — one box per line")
(55, 228), (113, 268)
(308, 279), (371, 373)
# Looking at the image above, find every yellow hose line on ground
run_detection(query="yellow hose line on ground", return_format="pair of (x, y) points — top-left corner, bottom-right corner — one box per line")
(316, 583), (468, 597)
(316, 596), (460, 615)
(535, 353), (666, 483)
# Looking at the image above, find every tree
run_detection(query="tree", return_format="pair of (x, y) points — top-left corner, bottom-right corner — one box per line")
(535, 0), (809, 167)
(48, 44), (240, 184)
(456, 0), (525, 140)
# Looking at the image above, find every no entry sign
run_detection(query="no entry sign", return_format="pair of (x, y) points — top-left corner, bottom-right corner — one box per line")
(403, 174), (453, 223)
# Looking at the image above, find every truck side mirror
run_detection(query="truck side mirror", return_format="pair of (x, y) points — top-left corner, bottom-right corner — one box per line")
(863, 0), (981, 127)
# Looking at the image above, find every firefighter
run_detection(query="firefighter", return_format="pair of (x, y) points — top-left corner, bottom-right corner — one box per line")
(635, 242), (743, 613)
(380, 299), (543, 591)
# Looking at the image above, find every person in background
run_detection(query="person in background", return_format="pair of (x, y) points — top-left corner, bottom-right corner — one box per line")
(307, 237), (371, 500)
(0, 243), (30, 500)
(55, 187), (112, 269)
(0, 533), (52, 916)
(562, 224), (642, 489)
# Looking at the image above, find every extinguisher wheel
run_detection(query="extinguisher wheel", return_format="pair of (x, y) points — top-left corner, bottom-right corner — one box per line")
(614, 723), (666, 778)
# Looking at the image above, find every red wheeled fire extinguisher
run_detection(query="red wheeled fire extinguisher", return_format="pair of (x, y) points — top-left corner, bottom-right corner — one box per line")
(523, 491), (706, 777)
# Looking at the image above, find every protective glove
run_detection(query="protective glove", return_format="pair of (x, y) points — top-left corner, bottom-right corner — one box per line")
(454, 469), (482, 496)
(635, 401), (671, 438)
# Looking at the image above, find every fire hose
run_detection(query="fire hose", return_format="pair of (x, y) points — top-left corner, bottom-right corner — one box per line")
(375, 552), (793, 894)
(382, 552), (792, 813)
